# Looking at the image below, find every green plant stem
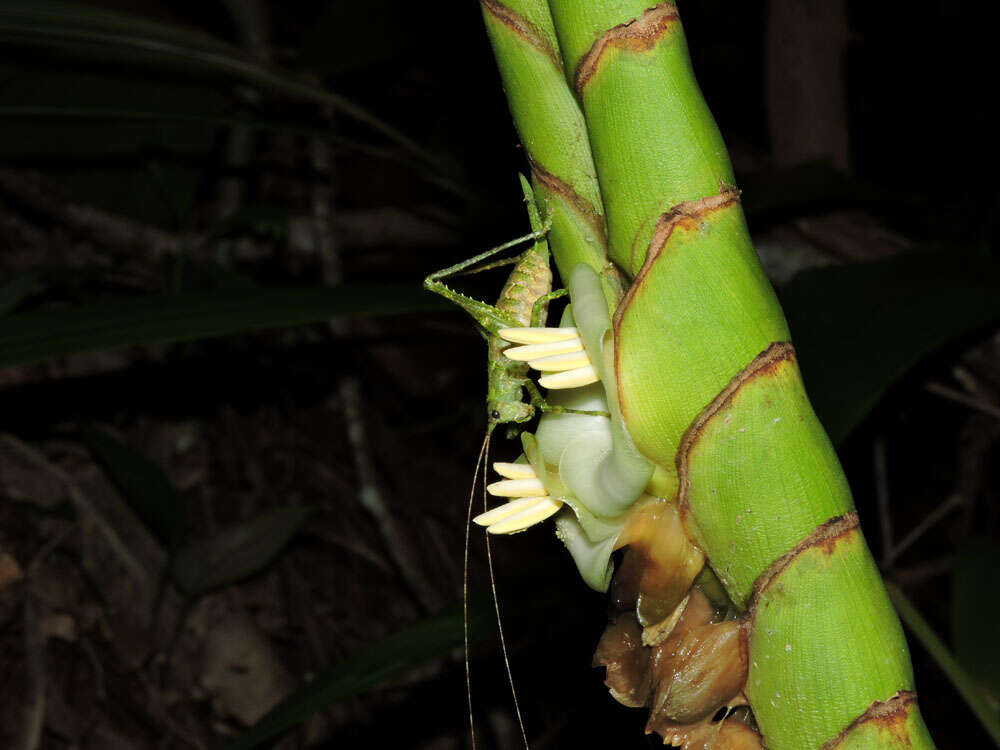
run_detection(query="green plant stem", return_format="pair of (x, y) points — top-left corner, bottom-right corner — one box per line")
(536, 1), (932, 746)
(479, 0), (625, 308)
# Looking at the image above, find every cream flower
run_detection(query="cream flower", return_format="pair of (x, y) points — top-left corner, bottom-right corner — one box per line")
(473, 461), (563, 534)
(498, 326), (599, 388)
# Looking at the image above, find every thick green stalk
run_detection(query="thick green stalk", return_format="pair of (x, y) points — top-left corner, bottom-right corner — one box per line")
(545, 2), (732, 276)
(542, 2), (933, 748)
(479, 0), (625, 308)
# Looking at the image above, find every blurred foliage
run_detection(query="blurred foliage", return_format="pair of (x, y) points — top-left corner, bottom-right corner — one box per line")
(0, 283), (444, 367)
(82, 427), (311, 596)
(952, 539), (1000, 704)
(83, 426), (184, 549)
(0, 268), (44, 316)
(169, 506), (313, 596)
(0, 0), (443, 220)
(0, 60), (223, 226)
(226, 598), (496, 750)
(784, 250), (1000, 444)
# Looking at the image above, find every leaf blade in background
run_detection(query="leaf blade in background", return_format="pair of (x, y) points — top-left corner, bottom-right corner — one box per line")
(0, 284), (446, 368)
(783, 250), (1000, 443)
(226, 557), (578, 750)
(224, 599), (494, 750)
(82, 427), (183, 549)
(951, 538), (1000, 704)
(169, 507), (311, 597)
(0, 0), (440, 171)
(889, 580), (1000, 746)
(0, 269), (43, 317)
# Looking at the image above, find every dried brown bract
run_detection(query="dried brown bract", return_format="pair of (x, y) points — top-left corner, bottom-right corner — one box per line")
(593, 611), (652, 707)
(649, 712), (764, 749)
(615, 499), (705, 625)
(595, 583), (754, 746)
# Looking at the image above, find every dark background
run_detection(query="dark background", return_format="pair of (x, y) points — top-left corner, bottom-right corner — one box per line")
(0, 0), (998, 748)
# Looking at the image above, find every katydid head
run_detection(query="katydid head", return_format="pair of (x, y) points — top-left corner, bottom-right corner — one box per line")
(487, 400), (534, 437)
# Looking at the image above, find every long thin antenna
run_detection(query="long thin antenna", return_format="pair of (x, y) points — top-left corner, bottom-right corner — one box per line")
(483, 439), (531, 749)
(464, 434), (490, 749)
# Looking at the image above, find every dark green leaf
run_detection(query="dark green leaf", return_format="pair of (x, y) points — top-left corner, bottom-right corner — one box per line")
(889, 580), (1000, 745)
(951, 538), (1000, 702)
(82, 427), (183, 549)
(169, 507), (311, 596)
(225, 557), (580, 750)
(0, 269), (43, 317)
(225, 599), (493, 750)
(783, 251), (1000, 443)
(0, 1), (438, 170)
(0, 284), (446, 368)
(0, 105), (462, 200)
(0, 60), (225, 226)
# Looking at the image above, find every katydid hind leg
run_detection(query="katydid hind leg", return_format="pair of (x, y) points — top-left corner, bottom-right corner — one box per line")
(425, 279), (517, 336)
(423, 226), (550, 287)
(423, 227), (551, 335)
(424, 174), (553, 338)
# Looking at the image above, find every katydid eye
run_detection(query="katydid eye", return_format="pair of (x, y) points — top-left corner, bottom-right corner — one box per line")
(491, 410), (501, 419)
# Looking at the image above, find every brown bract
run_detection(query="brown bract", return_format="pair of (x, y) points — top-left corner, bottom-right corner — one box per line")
(613, 188), (741, 332)
(480, 0), (564, 71)
(648, 618), (747, 725)
(649, 714), (764, 750)
(593, 612), (653, 707)
(748, 511), (860, 613)
(822, 691), (919, 749)
(574, 3), (681, 94)
(595, 588), (755, 746)
(675, 341), (795, 536)
(616, 499), (705, 625)
(644, 189), (740, 266)
(528, 155), (607, 243)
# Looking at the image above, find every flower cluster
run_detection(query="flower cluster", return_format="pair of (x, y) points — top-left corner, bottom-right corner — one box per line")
(474, 461), (563, 534)
(498, 326), (599, 389)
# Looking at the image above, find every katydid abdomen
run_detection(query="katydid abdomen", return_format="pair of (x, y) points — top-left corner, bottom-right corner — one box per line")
(486, 181), (552, 432)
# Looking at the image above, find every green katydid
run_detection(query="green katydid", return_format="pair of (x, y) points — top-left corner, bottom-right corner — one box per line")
(423, 175), (609, 435)
(423, 175), (608, 749)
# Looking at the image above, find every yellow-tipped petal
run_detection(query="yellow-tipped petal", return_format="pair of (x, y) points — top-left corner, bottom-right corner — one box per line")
(486, 477), (547, 497)
(539, 365), (600, 389)
(473, 496), (547, 526)
(492, 462), (537, 480)
(528, 351), (593, 372)
(498, 327), (579, 344)
(503, 339), (584, 362)
(487, 497), (564, 534)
